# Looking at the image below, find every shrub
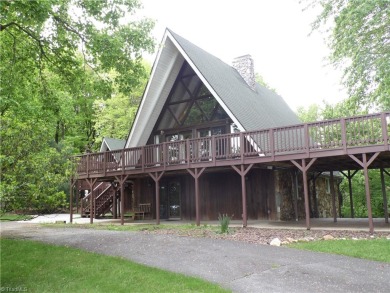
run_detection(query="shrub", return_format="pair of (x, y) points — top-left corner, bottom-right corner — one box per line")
(218, 213), (231, 234)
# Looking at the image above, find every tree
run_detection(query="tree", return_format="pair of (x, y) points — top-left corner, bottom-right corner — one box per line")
(296, 98), (369, 123)
(309, 0), (390, 111)
(340, 170), (387, 218)
(296, 103), (322, 122)
(255, 73), (277, 93)
(0, 0), (154, 96)
(93, 61), (151, 149)
(1, 0), (155, 151)
(0, 0), (155, 213)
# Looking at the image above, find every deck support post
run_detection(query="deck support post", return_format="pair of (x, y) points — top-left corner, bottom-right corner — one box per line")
(340, 170), (358, 218)
(330, 171), (337, 222)
(291, 158), (317, 230)
(112, 183), (118, 219)
(86, 178), (97, 224)
(187, 168), (206, 226)
(148, 172), (165, 225)
(349, 153), (380, 234)
(232, 164), (254, 228)
(115, 175), (129, 225)
(380, 168), (389, 224)
(75, 181), (79, 214)
(80, 182), (84, 216)
(69, 178), (77, 223)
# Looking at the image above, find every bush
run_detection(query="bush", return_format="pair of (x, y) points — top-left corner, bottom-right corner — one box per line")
(218, 213), (231, 234)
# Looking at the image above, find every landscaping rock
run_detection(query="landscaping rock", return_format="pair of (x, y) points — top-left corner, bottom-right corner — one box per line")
(286, 237), (297, 243)
(323, 234), (335, 240)
(270, 238), (281, 246)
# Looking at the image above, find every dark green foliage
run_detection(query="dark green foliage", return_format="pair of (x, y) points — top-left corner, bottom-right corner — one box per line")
(309, 0), (390, 111)
(341, 170), (389, 218)
(0, 0), (155, 213)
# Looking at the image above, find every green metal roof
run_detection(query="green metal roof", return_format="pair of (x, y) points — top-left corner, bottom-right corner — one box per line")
(168, 29), (301, 131)
(102, 137), (126, 151)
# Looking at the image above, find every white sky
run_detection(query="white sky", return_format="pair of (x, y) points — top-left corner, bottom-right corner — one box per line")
(140, 0), (348, 112)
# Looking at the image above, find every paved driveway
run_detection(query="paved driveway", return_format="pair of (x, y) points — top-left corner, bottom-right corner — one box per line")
(1, 222), (389, 293)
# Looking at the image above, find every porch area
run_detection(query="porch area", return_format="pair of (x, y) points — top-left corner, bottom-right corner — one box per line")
(70, 112), (390, 233)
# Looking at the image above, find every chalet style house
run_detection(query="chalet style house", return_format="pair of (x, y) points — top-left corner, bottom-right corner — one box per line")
(72, 29), (390, 233)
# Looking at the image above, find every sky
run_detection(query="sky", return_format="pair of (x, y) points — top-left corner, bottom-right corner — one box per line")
(139, 0), (348, 112)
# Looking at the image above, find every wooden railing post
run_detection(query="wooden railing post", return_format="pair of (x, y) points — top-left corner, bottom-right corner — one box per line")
(103, 152), (107, 176)
(86, 153), (90, 177)
(240, 132), (244, 163)
(211, 135), (216, 165)
(381, 112), (389, 148)
(340, 118), (347, 154)
(269, 128), (275, 160)
(141, 146), (145, 172)
(163, 142), (167, 169)
(121, 149), (125, 174)
(186, 139), (190, 167)
(304, 123), (309, 155)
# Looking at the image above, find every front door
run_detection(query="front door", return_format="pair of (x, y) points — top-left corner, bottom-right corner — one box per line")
(160, 180), (181, 220)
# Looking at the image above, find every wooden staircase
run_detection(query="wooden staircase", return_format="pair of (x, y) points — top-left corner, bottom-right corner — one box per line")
(81, 182), (116, 218)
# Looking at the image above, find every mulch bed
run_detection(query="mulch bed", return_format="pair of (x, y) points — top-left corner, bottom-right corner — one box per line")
(145, 227), (390, 245)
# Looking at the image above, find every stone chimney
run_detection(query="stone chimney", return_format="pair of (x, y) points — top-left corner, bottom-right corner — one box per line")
(232, 54), (256, 91)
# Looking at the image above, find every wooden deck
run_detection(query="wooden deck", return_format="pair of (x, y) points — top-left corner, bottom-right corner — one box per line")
(71, 112), (390, 233)
(75, 112), (390, 178)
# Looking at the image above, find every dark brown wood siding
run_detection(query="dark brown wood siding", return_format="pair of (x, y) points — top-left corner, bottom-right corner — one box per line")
(137, 168), (275, 221)
(247, 169), (276, 220)
(134, 178), (155, 213)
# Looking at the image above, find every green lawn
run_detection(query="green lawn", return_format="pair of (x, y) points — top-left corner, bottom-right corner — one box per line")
(0, 238), (229, 293)
(0, 213), (33, 221)
(45, 222), (222, 233)
(289, 238), (390, 263)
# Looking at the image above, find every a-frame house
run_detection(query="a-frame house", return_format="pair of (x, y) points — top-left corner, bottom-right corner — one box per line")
(122, 29), (334, 222)
(73, 29), (390, 233)
(127, 29), (301, 149)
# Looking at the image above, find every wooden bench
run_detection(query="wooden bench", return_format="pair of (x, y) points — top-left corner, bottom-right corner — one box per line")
(133, 203), (151, 220)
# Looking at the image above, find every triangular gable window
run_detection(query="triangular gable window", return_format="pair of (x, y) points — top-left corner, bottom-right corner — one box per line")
(154, 61), (229, 132)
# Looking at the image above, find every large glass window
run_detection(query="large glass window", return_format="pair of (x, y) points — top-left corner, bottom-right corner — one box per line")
(154, 61), (229, 133)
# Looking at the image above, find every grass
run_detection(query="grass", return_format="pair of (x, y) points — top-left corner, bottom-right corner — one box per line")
(0, 238), (229, 293)
(289, 238), (390, 263)
(0, 213), (33, 221)
(45, 222), (221, 233)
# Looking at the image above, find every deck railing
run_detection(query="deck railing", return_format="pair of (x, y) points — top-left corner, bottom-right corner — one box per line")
(74, 112), (390, 177)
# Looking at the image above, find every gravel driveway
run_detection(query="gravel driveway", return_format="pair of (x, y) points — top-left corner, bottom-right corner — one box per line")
(1, 222), (389, 293)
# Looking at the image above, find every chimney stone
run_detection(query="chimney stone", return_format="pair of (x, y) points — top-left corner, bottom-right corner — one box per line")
(232, 54), (256, 91)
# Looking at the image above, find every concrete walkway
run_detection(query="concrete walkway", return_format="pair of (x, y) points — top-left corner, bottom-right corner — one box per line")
(1, 221), (389, 293)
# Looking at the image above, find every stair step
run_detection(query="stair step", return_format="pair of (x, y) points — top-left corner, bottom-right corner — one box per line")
(81, 182), (115, 218)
